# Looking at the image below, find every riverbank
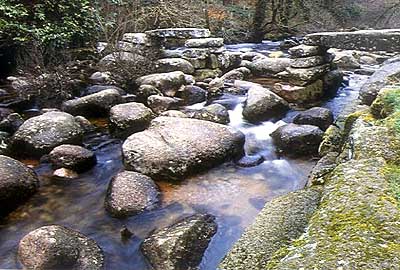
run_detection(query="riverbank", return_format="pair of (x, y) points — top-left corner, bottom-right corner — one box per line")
(220, 57), (400, 270)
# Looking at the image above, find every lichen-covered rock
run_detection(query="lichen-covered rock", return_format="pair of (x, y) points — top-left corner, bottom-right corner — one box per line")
(122, 117), (244, 181)
(155, 58), (195, 74)
(99, 52), (146, 67)
(49, 145), (96, 172)
(12, 112), (84, 157)
(62, 89), (123, 117)
(293, 107), (334, 131)
(185, 38), (224, 48)
(350, 118), (400, 163)
(218, 52), (242, 71)
(291, 55), (326, 68)
(267, 158), (400, 270)
(136, 71), (188, 97)
(221, 67), (251, 81)
(0, 155), (39, 217)
(248, 58), (291, 76)
(359, 57), (400, 105)
(135, 85), (162, 103)
(18, 225), (104, 270)
(271, 124), (324, 156)
(147, 95), (182, 114)
(331, 50), (361, 69)
(288, 45), (326, 58)
(272, 80), (324, 104)
(122, 33), (149, 44)
(318, 124), (343, 156)
(242, 86), (289, 123)
(220, 188), (322, 270)
(141, 214), (217, 270)
(194, 69), (222, 81)
(186, 104), (229, 124)
(105, 171), (160, 218)
(145, 28), (211, 39)
(277, 64), (331, 85)
(307, 151), (339, 185)
(304, 29), (400, 52)
(109, 102), (155, 138)
(175, 85), (207, 105)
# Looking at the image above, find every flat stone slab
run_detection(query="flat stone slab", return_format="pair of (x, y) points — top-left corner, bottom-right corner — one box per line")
(185, 38), (224, 48)
(304, 29), (400, 52)
(145, 28), (211, 39)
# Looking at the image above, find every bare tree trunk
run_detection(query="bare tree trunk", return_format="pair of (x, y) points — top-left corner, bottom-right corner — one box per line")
(250, 0), (268, 43)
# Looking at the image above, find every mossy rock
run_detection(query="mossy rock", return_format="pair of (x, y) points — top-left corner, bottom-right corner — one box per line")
(219, 188), (322, 270)
(267, 158), (400, 270)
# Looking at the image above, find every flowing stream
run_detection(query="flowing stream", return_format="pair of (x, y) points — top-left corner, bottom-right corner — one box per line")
(0, 42), (371, 270)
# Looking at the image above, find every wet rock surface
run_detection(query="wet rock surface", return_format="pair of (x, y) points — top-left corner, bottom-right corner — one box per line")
(293, 107), (334, 131)
(243, 86), (289, 123)
(0, 155), (39, 217)
(12, 112), (84, 157)
(271, 124), (324, 156)
(141, 214), (217, 270)
(122, 117), (245, 181)
(136, 71), (189, 97)
(49, 144), (96, 172)
(18, 225), (104, 270)
(105, 171), (160, 218)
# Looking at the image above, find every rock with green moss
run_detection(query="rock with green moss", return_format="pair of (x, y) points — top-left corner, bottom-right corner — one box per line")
(267, 157), (400, 270)
(219, 188), (322, 270)
(350, 118), (400, 163)
(371, 88), (400, 119)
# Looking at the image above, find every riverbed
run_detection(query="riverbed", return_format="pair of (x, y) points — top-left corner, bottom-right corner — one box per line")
(0, 43), (371, 270)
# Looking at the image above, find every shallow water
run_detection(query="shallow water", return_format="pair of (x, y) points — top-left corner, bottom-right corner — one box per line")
(0, 48), (372, 269)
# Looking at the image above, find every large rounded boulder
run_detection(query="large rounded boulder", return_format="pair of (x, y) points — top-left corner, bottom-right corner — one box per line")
(109, 102), (155, 138)
(105, 171), (160, 218)
(141, 214), (217, 270)
(243, 86), (289, 123)
(0, 155), (39, 217)
(122, 117), (245, 181)
(12, 112), (84, 157)
(62, 89), (123, 117)
(271, 123), (324, 156)
(49, 144), (96, 172)
(18, 225), (104, 270)
(293, 107), (334, 131)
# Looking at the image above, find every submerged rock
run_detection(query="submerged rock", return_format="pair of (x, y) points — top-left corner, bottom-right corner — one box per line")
(271, 124), (324, 156)
(105, 171), (160, 218)
(18, 225), (104, 270)
(62, 89), (123, 117)
(236, 155), (264, 167)
(0, 155), (39, 217)
(293, 107), (334, 131)
(49, 145), (96, 172)
(122, 117), (244, 181)
(109, 102), (155, 138)
(12, 112), (84, 157)
(141, 214), (217, 270)
(219, 188), (322, 270)
(242, 86), (289, 123)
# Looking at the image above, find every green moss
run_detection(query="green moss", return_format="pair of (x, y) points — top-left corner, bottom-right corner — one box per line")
(383, 165), (400, 204)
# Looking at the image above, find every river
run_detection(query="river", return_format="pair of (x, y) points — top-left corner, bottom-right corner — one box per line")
(0, 42), (371, 270)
